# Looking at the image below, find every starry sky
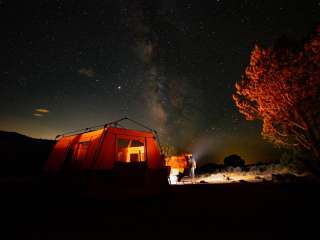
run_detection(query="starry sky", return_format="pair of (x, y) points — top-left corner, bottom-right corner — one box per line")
(1, 0), (319, 164)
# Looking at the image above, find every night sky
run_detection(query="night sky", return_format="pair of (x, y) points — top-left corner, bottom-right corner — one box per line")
(1, 0), (319, 164)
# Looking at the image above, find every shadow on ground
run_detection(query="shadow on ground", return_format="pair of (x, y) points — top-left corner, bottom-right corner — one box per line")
(1, 178), (319, 239)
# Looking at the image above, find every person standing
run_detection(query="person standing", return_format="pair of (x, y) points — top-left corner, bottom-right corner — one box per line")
(189, 155), (196, 183)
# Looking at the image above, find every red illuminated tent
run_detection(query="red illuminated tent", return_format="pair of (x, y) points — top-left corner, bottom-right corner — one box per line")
(45, 118), (168, 185)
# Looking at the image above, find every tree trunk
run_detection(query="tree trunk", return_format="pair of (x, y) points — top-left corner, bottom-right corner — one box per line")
(301, 141), (320, 177)
(296, 108), (320, 161)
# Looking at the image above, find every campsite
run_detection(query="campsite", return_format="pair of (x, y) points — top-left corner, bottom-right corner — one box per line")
(1, 0), (319, 238)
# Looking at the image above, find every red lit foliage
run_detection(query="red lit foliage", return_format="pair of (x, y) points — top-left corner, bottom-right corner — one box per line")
(233, 26), (320, 158)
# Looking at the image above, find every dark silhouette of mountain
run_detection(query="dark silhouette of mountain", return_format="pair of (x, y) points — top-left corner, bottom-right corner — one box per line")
(0, 131), (55, 176)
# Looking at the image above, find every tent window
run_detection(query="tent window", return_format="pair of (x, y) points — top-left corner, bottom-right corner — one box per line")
(131, 140), (144, 147)
(117, 139), (130, 148)
(116, 138), (145, 163)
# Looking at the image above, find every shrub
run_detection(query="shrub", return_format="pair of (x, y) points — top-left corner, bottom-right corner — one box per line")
(224, 154), (245, 168)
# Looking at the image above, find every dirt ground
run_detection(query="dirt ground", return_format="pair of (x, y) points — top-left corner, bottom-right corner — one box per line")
(1, 179), (319, 239)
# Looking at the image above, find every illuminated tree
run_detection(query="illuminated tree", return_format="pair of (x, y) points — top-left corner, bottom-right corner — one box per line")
(233, 26), (320, 160)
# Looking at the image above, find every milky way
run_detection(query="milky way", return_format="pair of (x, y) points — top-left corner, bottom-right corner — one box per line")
(1, 0), (319, 163)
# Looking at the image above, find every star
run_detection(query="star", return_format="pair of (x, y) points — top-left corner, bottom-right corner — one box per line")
(0, 0), (316, 165)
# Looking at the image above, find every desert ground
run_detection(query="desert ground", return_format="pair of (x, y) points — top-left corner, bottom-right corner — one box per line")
(1, 177), (319, 239)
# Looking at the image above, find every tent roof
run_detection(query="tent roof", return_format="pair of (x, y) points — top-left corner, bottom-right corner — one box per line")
(55, 117), (158, 140)
(57, 127), (155, 140)
(107, 127), (155, 138)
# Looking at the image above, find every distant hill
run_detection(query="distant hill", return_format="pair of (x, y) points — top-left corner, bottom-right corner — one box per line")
(0, 131), (56, 176)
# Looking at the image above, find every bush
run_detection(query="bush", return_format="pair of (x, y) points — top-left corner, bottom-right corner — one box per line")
(224, 154), (245, 168)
